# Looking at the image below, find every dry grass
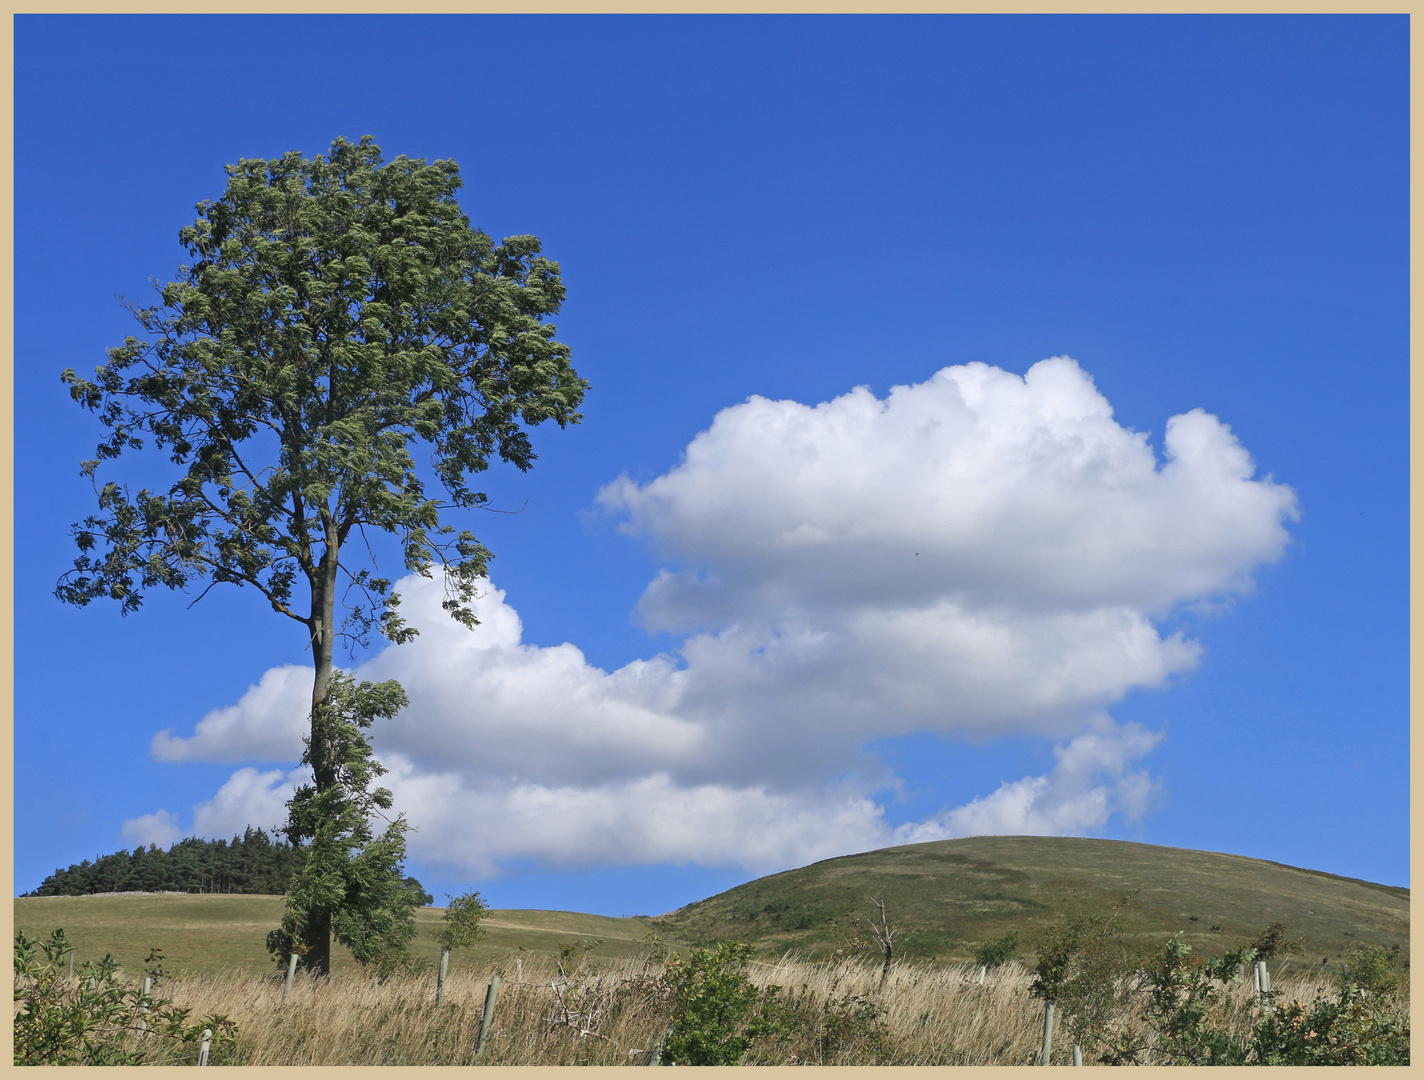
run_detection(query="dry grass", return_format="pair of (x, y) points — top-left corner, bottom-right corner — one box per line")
(92, 950), (1389, 1066)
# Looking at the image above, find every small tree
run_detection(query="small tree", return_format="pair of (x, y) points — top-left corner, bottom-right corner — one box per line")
(58, 135), (586, 975)
(434, 890), (490, 960)
(865, 897), (901, 994)
(1030, 903), (1140, 1063)
(662, 941), (786, 1066)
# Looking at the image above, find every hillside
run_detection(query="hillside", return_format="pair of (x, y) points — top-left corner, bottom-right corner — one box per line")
(648, 836), (1409, 969)
(15, 837), (1407, 979)
(11, 894), (664, 979)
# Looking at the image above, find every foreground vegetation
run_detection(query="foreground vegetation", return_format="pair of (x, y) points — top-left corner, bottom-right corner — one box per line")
(15, 934), (1407, 1066)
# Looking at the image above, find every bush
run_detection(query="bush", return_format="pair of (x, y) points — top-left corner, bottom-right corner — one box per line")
(13, 929), (236, 1065)
(971, 929), (1020, 971)
(662, 941), (786, 1065)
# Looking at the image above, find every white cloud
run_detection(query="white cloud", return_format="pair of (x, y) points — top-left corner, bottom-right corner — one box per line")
(119, 809), (183, 849)
(189, 766), (307, 840)
(151, 665), (310, 764)
(147, 358), (1296, 880)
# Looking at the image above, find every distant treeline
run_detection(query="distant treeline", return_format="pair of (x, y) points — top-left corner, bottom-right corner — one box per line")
(23, 828), (433, 903)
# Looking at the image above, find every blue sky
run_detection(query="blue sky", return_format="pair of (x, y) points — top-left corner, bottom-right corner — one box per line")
(13, 14), (1407, 915)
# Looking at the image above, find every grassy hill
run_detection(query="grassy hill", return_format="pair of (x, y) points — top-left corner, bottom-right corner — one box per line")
(14, 837), (1407, 979)
(648, 836), (1409, 969)
(12, 894), (665, 979)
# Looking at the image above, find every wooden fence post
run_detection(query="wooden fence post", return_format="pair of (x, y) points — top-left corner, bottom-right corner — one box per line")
(198, 1028), (212, 1066)
(437, 946), (450, 1005)
(476, 974), (501, 1057)
(282, 952), (298, 1003)
(1038, 1000), (1055, 1065)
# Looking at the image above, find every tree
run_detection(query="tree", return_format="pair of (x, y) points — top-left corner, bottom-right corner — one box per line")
(265, 672), (419, 971)
(432, 890), (490, 1001)
(58, 135), (587, 975)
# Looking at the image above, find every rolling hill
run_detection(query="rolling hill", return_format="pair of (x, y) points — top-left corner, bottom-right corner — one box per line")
(14, 836), (1407, 978)
(648, 836), (1409, 968)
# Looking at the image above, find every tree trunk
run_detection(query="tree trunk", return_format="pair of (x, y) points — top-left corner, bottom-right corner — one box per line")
(302, 533), (341, 978)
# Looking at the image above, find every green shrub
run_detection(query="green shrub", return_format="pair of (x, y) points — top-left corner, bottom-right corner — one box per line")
(971, 929), (1020, 971)
(662, 941), (786, 1065)
(1099, 934), (1255, 1065)
(13, 929), (237, 1065)
(1250, 982), (1410, 1065)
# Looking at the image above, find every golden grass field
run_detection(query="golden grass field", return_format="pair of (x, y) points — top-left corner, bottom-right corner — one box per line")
(14, 947), (1375, 1066)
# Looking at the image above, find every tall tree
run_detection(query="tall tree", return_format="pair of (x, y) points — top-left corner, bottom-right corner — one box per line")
(58, 135), (586, 974)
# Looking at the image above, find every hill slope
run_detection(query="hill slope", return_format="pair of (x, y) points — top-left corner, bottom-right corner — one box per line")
(648, 836), (1408, 967)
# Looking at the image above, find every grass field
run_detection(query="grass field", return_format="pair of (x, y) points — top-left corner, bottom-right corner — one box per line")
(12, 894), (667, 980)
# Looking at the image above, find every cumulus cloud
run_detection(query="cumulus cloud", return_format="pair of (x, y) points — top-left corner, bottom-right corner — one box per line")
(143, 358), (1296, 879)
(189, 766), (307, 840)
(120, 809), (183, 849)
(151, 665), (310, 764)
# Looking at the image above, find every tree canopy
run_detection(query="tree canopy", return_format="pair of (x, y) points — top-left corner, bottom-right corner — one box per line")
(59, 135), (585, 974)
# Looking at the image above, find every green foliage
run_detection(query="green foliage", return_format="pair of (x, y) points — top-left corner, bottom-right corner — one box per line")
(266, 672), (419, 971)
(1086, 932), (1407, 1065)
(1029, 907), (1144, 1052)
(1250, 979), (1410, 1065)
(1247, 920), (1306, 961)
(404, 877), (435, 907)
(58, 134), (585, 640)
(434, 890), (491, 952)
(971, 929), (1020, 971)
(662, 941), (787, 1065)
(1099, 935), (1257, 1065)
(1338, 941), (1402, 996)
(23, 827), (305, 897)
(13, 929), (236, 1065)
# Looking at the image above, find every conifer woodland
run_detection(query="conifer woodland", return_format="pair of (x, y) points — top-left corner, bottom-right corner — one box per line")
(21, 830), (434, 904)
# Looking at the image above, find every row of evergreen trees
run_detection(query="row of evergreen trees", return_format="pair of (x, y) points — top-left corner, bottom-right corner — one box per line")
(23, 828), (427, 902)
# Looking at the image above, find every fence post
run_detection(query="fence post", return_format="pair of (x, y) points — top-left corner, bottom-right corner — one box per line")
(978, 965), (986, 985)
(1038, 999), (1055, 1065)
(137, 976), (152, 1035)
(282, 952), (298, 1003)
(437, 946), (450, 1005)
(647, 1021), (675, 1066)
(476, 974), (501, 1057)
(1073, 1044), (1083, 1066)
(67, 951), (74, 980)
(516, 957), (522, 981)
(198, 1028), (212, 1066)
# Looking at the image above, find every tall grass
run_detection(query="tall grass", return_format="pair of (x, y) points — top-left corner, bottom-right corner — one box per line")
(94, 951), (1389, 1066)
